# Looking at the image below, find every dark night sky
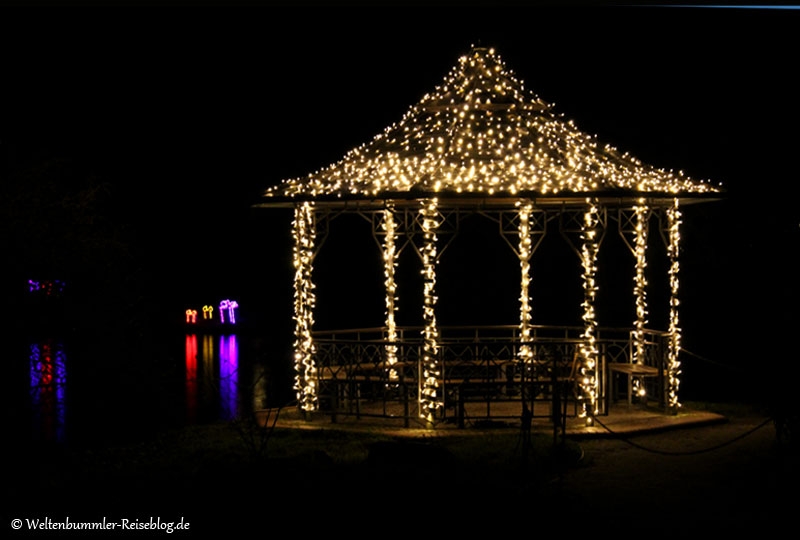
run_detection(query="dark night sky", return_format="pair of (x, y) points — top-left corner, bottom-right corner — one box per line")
(3, 4), (798, 368)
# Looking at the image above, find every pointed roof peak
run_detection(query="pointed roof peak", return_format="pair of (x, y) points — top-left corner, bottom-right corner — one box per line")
(266, 47), (717, 200)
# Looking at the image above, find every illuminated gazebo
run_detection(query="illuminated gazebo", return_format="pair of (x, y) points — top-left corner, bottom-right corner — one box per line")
(256, 47), (719, 428)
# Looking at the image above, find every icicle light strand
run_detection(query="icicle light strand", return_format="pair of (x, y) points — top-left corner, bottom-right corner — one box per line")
(383, 205), (399, 383)
(292, 202), (318, 411)
(419, 198), (441, 423)
(667, 199), (682, 410)
(632, 200), (649, 398)
(579, 199), (600, 424)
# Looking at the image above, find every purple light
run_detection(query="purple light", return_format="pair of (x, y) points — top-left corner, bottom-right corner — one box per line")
(218, 299), (238, 325)
(30, 342), (67, 442)
(228, 301), (238, 325)
(219, 334), (239, 419)
(219, 300), (229, 324)
(28, 279), (66, 296)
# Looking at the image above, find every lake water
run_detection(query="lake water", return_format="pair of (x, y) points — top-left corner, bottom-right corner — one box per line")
(19, 333), (284, 444)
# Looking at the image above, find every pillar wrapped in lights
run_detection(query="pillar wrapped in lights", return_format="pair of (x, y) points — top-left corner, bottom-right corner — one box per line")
(419, 198), (441, 423)
(517, 201), (534, 365)
(666, 199), (682, 410)
(382, 205), (399, 383)
(631, 200), (650, 398)
(578, 199), (601, 423)
(293, 202), (318, 412)
(256, 47), (720, 428)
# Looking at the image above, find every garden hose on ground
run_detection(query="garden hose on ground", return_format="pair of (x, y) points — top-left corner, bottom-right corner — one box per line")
(587, 415), (774, 456)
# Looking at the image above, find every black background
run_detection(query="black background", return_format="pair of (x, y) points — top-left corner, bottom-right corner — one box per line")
(3, 2), (799, 536)
(3, 3), (798, 394)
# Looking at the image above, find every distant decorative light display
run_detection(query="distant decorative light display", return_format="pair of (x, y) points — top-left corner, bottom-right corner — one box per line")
(202, 305), (214, 320)
(218, 300), (239, 325)
(293, 202), (318, 411)
(228, 301), (238, 324)
(185, 309), (197, 324)
(28, 279), (65, 296)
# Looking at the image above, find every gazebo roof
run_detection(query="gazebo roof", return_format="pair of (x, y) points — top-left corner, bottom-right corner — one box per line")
(262, 47), (719, 204)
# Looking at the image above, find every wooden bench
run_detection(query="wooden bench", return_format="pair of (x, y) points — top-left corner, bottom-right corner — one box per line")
(608, 363), (659, 405)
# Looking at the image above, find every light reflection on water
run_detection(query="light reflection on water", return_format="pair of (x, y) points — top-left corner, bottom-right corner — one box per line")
(185, 335), (198, 422)
(29, 341), (67, 442)
(219, 335), (239, 420)
(185, 334), (262, 422)
(24, 334), (270, 443)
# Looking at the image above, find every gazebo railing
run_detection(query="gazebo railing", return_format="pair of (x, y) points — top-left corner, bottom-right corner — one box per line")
(312, 325), (669, 426)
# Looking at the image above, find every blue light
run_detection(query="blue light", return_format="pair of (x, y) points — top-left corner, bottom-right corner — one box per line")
(219, 335), (239, 420)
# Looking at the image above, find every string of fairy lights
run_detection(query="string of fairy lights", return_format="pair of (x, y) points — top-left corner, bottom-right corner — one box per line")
(667, 199), (682, 410)
(517, 201), (534, 366)
(266, 48), (717, 201)
(280, 47), (703, 422)
(419, 198), (441, 423)
(292, 202), (318, 411)
(631, 200), (650, 398)
(579, 199), (601, 424)
(382, 205), (399, 383)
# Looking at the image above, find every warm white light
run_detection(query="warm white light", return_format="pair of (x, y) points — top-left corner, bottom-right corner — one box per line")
(419, 198), (441, 423)
(579, 199), (600, 422)
(383, 205), (399, 382)
(631, 201), (649, 398)
(517, 201), (534, 365)
(293, 202), (318, 411)
(667, 198), (682, 409)
(266, 49), (717, 201)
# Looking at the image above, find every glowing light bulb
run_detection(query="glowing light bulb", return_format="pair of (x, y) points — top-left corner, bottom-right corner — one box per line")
(293, 202), (318, 412)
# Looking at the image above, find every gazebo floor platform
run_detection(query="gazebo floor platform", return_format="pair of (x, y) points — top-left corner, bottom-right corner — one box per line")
(255, 402), (726, 439)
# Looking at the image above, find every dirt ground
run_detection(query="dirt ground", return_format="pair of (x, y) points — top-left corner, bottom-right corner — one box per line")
(537, 408), (794, 535)
(4, 403), (793, 538)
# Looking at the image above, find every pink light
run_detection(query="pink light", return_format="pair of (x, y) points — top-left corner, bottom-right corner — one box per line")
(219, 300), (229, 324)
(228, 301), (238, 324)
